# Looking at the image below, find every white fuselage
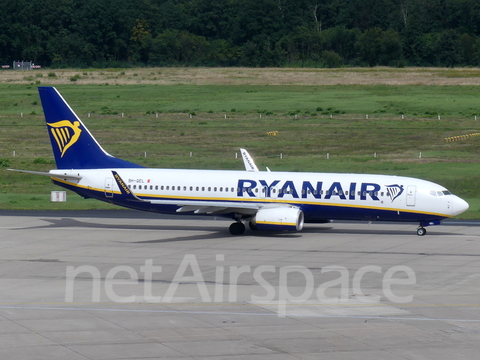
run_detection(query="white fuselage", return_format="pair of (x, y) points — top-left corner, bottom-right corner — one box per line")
(50, 168), (469, 223)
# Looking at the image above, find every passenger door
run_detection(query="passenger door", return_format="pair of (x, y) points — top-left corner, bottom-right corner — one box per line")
(406, 185), (416, 206)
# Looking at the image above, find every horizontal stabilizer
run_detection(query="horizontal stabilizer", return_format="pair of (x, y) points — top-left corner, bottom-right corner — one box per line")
(7, 169), (82, 180)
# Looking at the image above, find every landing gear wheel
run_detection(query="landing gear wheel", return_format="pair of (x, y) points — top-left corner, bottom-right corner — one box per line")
(249, 221), (258, 231)
(416, 227), (427, 236)
(229, 222), (245, 235)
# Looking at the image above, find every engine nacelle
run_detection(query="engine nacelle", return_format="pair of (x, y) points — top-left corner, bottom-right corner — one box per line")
(251, 207), (304, 232)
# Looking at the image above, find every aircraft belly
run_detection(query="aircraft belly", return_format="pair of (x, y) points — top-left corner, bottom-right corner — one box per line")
(302, 203), (445, 223)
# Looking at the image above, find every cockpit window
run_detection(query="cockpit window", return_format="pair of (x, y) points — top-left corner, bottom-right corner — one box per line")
(429, 190), (452, 197)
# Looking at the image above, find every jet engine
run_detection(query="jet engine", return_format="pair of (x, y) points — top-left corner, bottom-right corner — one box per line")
(251, 207), (304, 232)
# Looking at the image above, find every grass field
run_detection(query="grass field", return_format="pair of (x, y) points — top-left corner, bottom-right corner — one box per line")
(1, 68), (479, 218)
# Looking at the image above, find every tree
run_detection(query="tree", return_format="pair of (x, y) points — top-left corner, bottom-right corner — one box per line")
(458, 33), (477, 65)
(130, 19), (152, 62)
(358, 28), (385, 66)
(357, 28), (402, 66)
(321, 50), (343, 67)
(436, 29), (460, 67)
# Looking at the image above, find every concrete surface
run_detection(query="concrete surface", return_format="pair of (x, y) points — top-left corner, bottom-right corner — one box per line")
(1, 210), (480, 359)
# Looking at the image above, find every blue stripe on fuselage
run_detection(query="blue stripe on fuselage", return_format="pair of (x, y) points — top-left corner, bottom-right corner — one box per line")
(52, 179), (447, 224)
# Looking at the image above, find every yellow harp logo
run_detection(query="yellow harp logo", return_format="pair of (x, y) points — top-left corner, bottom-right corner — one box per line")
(47, 120), (82, 157)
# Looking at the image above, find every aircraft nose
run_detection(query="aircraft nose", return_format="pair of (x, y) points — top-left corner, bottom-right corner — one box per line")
(453, 196), (469, 216)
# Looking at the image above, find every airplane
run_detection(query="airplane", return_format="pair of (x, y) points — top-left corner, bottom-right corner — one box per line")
(9, 86), (469, 236)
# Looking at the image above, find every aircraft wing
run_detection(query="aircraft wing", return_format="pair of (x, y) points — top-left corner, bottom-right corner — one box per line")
(112, 171), (262, 215)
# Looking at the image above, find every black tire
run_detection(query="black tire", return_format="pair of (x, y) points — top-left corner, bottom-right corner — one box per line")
(229, 222), (245, 235)
(417, 227), (427, 236)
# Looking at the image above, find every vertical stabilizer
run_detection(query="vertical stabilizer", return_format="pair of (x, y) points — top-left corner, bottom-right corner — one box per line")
(38, 87), (143, 169)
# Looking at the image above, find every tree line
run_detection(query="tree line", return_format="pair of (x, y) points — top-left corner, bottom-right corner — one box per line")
(1, 0), (480, 68)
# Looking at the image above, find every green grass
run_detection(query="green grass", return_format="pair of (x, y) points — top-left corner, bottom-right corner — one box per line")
(0, 83), (479, 218)
(1, 84), (480, 117)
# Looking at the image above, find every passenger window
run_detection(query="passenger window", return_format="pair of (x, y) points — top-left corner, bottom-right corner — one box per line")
(220, 187), (223, 192)
(214, 187), (217, 192)
(128, 185), (131, 189)
(133, 185), (136, 189)
(208, 187), (211, 191)
(190, 186), (193, 191)
(150, 185), (153, 190)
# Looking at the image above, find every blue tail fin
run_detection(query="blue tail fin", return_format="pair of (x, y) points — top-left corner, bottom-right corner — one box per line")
(38, 87), (143, 169)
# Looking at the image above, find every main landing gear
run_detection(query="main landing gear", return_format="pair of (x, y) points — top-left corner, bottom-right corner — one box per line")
(416, 227), (427, 236)
(229, 221), (245, 235)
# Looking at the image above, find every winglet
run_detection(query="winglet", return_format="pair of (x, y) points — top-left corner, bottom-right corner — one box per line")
(111, 171), (149, 202)
(240, 148), (259, 172)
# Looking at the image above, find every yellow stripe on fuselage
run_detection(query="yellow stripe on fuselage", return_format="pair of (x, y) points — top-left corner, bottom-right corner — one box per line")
(51, 177), (451, 218)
